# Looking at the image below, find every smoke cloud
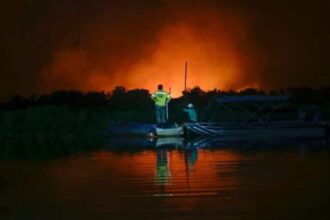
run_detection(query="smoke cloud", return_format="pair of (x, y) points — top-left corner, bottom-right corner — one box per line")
(38, 1), (262, 97)
(1, 0), (329, 99)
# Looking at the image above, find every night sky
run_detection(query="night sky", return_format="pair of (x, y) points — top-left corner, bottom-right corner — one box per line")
(0, 0), (329, 99)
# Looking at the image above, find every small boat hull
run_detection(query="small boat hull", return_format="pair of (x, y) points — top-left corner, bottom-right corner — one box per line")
(107, 123), (184, 137)
(156, 137), (184, 147)
(107, 123), (155, 136)
(185, 121), (328, 140)
(156, 126), (184, 137)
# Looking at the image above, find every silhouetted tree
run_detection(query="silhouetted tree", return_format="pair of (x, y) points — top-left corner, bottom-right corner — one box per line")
(49, 90), (84, 106)
(83, 91), (108, 106)
(239, 88), (266, 95)
(286, 87), (315, 103)
(268, 90), (279, 96)
(1, 86), (330, 115)
(6, 95), (30, 109)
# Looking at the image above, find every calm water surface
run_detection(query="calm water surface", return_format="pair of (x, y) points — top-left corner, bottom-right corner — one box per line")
(0, 138), (329, 220)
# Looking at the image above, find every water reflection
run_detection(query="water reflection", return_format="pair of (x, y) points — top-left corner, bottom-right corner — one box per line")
(154, 144), (199, 186)
(0, 134), (328, 160)
(155, 149), (171, 185)
(185, 144), (198, 168)
(0, 136), (329, 219)
(155, 137), (184, 148)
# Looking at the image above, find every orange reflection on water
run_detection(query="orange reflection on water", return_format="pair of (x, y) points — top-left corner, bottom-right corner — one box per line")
(2, 143), (330, 219)
(51, 149), (242, 196)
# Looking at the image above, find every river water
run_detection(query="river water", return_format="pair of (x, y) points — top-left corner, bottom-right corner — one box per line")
(0, 137), (329, 219)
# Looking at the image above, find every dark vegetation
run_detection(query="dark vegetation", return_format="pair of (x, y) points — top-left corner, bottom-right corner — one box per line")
(0, 86), (329, 139)
(0, 86), (329, 159)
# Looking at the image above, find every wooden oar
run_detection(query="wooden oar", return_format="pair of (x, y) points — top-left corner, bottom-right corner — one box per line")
(166, 87), (171, 121)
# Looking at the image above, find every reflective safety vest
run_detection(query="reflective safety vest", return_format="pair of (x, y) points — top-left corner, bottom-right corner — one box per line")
(151, 90), (171, 106)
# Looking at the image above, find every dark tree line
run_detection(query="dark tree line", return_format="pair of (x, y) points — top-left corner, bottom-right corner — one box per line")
(1, 86), (330, 111)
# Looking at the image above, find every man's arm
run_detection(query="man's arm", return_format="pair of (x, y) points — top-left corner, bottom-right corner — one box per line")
(151, 93), (156, 101)
(166, 93), (171, 102)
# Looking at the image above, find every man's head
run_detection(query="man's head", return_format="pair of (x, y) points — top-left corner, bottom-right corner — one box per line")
(158, 84), (163, 90)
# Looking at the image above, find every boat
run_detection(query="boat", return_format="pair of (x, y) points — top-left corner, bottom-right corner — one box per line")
(107, 122), (184, 137)
(155, 137), (184, 148)
(105, 136), (184, 149)
(105, 134), (329, 151)
(185, 136), (329, 150)
(184, 95), (329, 140)
(185, 121), (327, 140)
(107, 122), (155, 136)
(156, 126), (184, 137)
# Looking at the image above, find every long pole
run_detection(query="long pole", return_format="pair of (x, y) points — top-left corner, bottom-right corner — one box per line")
(166, 87), (171, 121)
(184, 62), (188, 93)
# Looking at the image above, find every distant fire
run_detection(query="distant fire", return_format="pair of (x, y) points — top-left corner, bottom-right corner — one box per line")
(119, 22), (243, 97)
(39, 7), (261, 97)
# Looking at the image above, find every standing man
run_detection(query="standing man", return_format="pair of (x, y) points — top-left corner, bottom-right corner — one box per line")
(151, 84), (171, 124)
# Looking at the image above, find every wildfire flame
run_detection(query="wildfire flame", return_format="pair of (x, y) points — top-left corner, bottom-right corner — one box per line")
(39, 7), (261, 97)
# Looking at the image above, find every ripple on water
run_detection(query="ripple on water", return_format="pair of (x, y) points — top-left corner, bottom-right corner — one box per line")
(0, 140), (329, 219)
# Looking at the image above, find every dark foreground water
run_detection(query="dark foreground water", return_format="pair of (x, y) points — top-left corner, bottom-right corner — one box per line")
(0, 138), (329, 220)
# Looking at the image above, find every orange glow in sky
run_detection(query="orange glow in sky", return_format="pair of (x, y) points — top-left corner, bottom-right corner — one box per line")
(39, 9), (261, 97)
(120, 23), (243, 97)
